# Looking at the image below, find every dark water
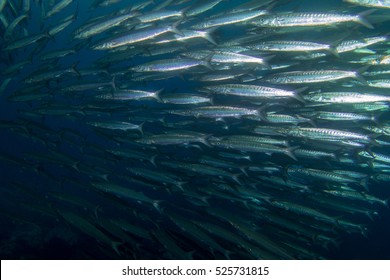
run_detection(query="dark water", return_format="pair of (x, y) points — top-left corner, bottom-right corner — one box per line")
(1, 0), (390, 259)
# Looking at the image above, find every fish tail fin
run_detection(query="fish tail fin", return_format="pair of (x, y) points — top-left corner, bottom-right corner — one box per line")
(371, 111), (382, 125)
(371, 114), (379, 125)
(180, 6), (190, 19)
(293, 92), (306, 104)
(327, 35), (349, 57)
(202, 134), (212, 147)
(384, 198), (389, 208)
(159, 116), (167, 126)
(356, 65), (371, 82)
(176, 181), (186, 191)
(72, 162), (80, 171)
(370, 173), (379, 183)
(332, 151), (340, 162)
(204, 28), (218, 45)
(138, 122), (144, 136)
(257, 109), (268, 122)
(112, 241), (122, 256)
(256, 103), (270, 118)
(150, 155), (157, 167)
(73, 2), (79, 21)
(327, 46), (340, 57)
(100, 174), (110, 182)
(231, 173), (241, 185)
(44, 31), (54, 40)
(293, 86), (308, 103)
(307, 116), (317, 127)
(366, 211), (378, 221)
(94, 205), (102, 220)
(282, 165), (289, 182)
(154, 88), (164, 102)
(360, 225), (369, 238)
(153, 200), (164, 213)
(259, 55), (274, 69)
(357, 10), (375, 29)
(240, 166), (249, 177)
(170, 20), (184, 36)
(285, 146), (299, 161)
(369, 137), (380, 147)
(201, 54), (214, 70)
(295, 86), (309, 94)
(110, 75), (117, 91)
(71, 61), (81, 77)
(359, 177), (369, 192)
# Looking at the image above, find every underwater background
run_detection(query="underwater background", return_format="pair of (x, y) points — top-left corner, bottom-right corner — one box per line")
(1, 0), (390, 259)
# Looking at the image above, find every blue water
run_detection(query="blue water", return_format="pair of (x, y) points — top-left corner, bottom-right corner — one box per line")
(1, 0), (390, 259)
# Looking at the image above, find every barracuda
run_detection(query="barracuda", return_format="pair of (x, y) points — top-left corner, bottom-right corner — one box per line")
(74, 12), (139, 39)
(313, 111), (376, 122)
(267, 199), (337, 224)
(161, 161), (241, 184)
(277, 127), (372, 143)
(359, 150), (390, 164)
(91, 181), (160, 208)
(49, 15), (75, 36)
(249, 40), (335, 53)
(161, 94), (212, 105)
(24, 64), (80, 83)
(264, 69), (361, 84)
(191, 9), (268, 29)
(170, 106), (260, 118)
(208, 51), (267, 65)
(303, 92), (390, 103)
(202, 84), (305, 101)
(323, 189), (388, 207)
(135, 9), (183, 23)
(294, 148), (338, 161)
(86, 121), (143, 134)
(95, 89), (161, 101)
(362, 125), (390, 136)
(287, 167), (362, 185)
(251, 11), (373, 28)
(57, 210), (121, 255)
(263, 113), (313, 124)
(126, 167), (185, 189)
(4, 14), (29, 41)
(93, 24), (181, 50)
(208, 138), (297, 160)
(156, 29), (217, 45)
(344, 0), (390, 9)
(363, 67), (390, 77)
(136, 131), (210, 146)
(131, 58), (209, 72)
(220, 135), (290, 147)
(196, 72), (246, 82)
(336, 35), (388, 53)
(367, 79), (390, 88)
(40, 49), (76, 61)
(5, 32), (51, 51)
(106, 148), (156, 165)
(45, 0), (73, 18)
(351, 103), (389, 112)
